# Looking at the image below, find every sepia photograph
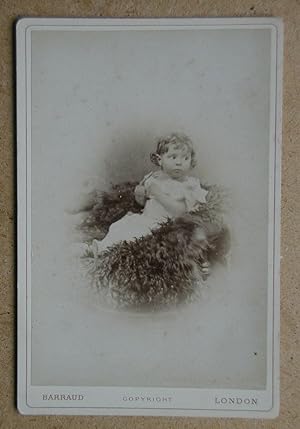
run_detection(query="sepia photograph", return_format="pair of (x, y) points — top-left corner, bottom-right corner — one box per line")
(17, 17), (282, 417)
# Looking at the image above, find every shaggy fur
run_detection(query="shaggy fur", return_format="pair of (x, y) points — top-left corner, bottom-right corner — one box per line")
(78, 181), (230, 309)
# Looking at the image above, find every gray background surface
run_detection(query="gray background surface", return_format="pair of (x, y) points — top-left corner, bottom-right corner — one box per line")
(31, 27), (269, 388)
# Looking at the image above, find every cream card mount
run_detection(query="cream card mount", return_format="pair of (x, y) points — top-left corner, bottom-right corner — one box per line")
(17, 17), (283, 417)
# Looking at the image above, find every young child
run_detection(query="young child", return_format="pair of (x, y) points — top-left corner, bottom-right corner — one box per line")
(89, 133), (209, 257)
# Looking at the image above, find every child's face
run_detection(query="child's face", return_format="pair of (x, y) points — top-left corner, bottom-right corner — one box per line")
(158, 145), (192, 179)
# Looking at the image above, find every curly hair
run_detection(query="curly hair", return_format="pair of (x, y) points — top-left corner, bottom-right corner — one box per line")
(150, 133), (197, 168)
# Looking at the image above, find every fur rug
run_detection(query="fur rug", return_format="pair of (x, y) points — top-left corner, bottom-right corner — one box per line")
(78, 181), (230, 309)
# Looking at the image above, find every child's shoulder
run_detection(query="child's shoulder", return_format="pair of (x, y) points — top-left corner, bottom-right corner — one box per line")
(145, 170), (165, 180)
(141, 170), (162, 185)
(152, 170), (164, 179)
(185, 175), (201, 186)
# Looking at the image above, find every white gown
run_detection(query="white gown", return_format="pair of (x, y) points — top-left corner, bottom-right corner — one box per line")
(94, 171), (208, 252)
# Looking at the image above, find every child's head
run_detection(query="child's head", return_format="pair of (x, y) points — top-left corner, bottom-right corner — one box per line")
(150, 133), (196, 179)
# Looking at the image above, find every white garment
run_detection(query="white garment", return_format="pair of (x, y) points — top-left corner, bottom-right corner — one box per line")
(94, 171), (208, 253)
(142, 170), (208, 216)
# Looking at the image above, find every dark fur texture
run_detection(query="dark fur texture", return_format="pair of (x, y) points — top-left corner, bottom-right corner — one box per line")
(78, 181), (230, 309)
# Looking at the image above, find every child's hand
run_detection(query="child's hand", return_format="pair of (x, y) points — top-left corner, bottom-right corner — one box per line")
(134, 185), (147, 206)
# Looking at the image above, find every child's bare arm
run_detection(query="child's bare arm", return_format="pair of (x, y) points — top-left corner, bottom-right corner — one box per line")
(134, 185), (147, 206)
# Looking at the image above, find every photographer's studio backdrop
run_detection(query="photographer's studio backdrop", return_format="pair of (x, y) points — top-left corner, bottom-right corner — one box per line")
(31, 28), (269, 388)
